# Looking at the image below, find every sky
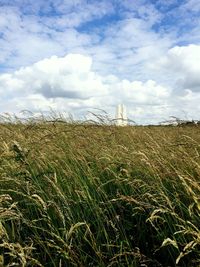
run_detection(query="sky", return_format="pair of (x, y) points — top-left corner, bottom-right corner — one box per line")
(0, 0), (200, 124)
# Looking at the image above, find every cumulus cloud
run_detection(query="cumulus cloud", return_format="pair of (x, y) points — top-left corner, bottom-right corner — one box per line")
(0, 54), (108, 100)
(0, 51), (200, 123)
(156, 44), (200, 92)
(0, 53), (172, 123)
(0, 1), (200, 123)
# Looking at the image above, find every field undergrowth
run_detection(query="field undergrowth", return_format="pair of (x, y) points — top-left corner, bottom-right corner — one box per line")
(0, 119), (200, 266)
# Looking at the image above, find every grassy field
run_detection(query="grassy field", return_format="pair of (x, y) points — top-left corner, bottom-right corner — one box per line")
(0, 119), (200, 266)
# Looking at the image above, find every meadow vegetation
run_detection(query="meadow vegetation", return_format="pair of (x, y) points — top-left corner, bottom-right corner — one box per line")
(0, 116), (200, 266)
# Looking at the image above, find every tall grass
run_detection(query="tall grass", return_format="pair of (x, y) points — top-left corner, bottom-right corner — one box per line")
(0, 117), (200, 266)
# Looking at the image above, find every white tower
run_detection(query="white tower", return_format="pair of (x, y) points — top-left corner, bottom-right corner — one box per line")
(115, 104), (128, 126)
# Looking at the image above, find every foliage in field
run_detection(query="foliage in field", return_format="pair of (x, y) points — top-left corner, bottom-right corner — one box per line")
(0, 119), (200, 266)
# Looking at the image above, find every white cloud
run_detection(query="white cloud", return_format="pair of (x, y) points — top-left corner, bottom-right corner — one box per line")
(0, 53), (172, 121)
(0, 1), (200, 123)
(0, 4), (101, 70)
(180, 0), (200, 14)
(0, 54), (108, 100)
(156, 44), (200, 92)
(0, 51), (200, 123)
(54, 0), (114, 27)
(0, 1), (174, 79)
(121, 80), (169, 103)
(86, 16), (174, 81)
(120, 0), (162, 26)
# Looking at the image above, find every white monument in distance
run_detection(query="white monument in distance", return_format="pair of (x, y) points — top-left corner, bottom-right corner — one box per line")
(115, 104), (128, 126)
